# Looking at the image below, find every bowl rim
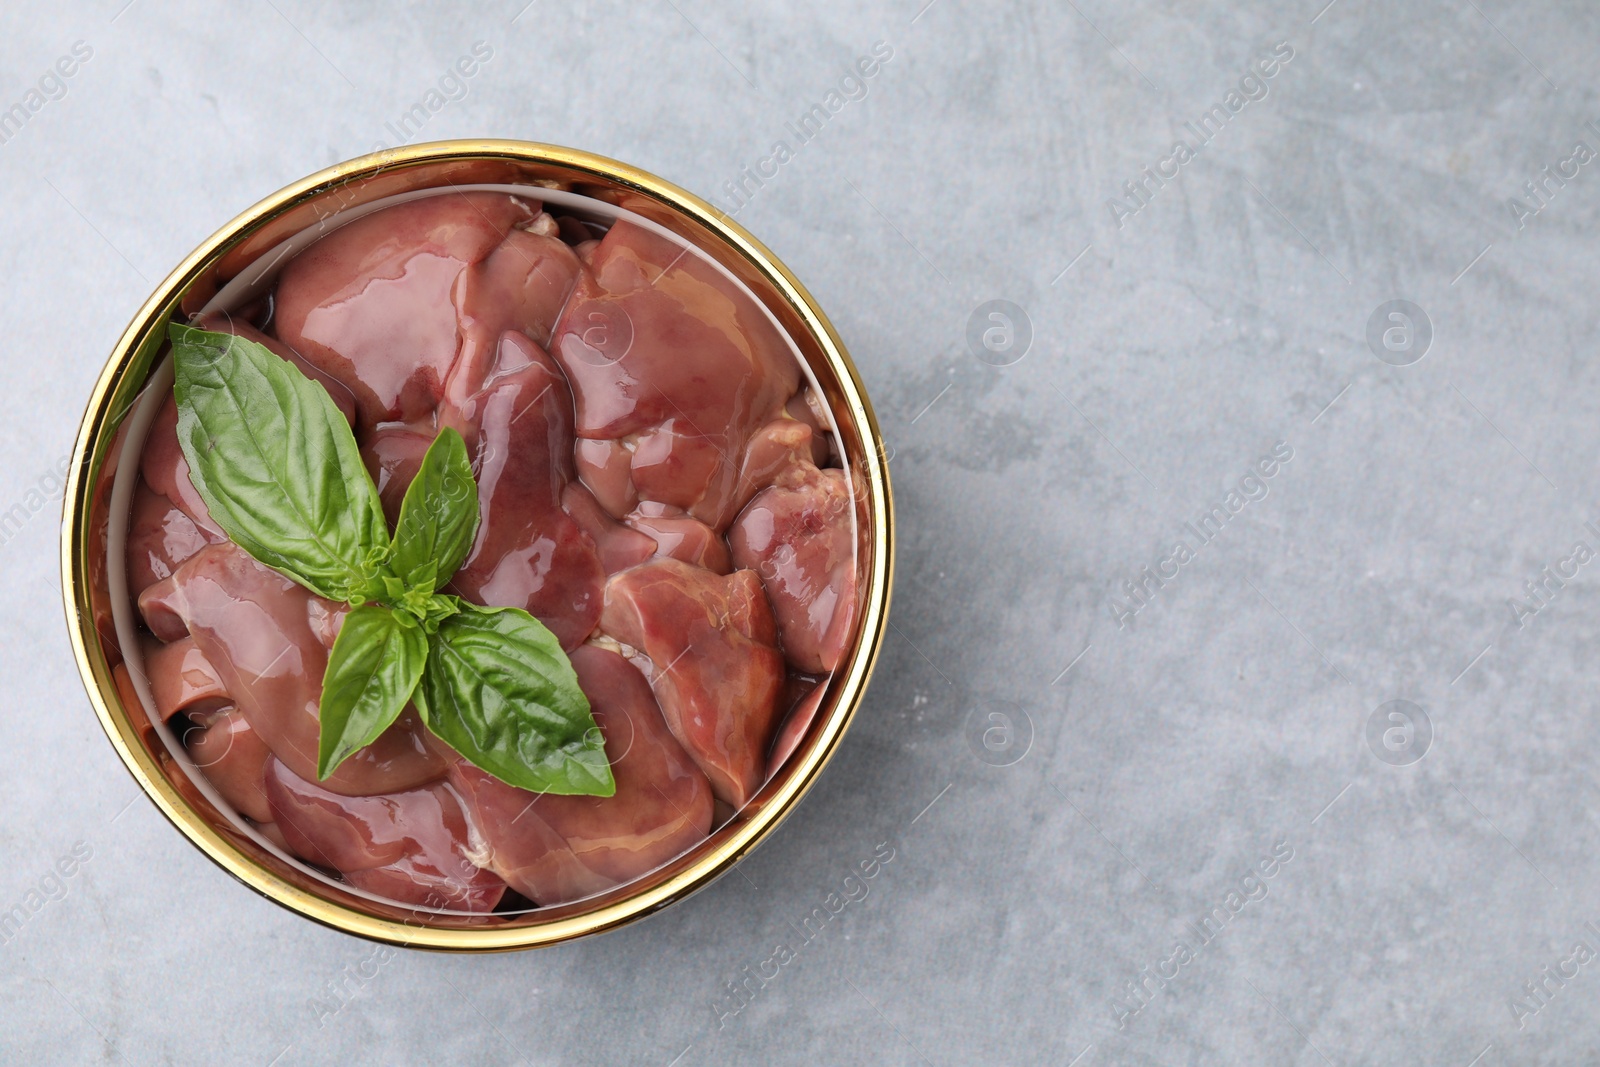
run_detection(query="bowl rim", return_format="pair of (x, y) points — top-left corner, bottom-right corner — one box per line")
(60, 139), (894, 950)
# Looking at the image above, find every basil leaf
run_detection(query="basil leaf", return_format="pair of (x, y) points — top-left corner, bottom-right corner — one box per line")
(412, 591), (463, 634)
(167, 324), (615, 797)
(169, 324), (389, 602)
(414, 603), (615, 796)
(390, 427), (479, 594)
(318, 604), (428, 779)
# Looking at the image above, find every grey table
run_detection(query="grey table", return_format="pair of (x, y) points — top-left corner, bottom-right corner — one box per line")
(3, 1), (1597, 1063)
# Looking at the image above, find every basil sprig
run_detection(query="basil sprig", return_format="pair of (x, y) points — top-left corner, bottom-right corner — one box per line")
(168, 324), (615, 797)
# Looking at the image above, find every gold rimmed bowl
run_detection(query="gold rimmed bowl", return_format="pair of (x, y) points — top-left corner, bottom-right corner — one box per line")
(61, 140), (893, 950)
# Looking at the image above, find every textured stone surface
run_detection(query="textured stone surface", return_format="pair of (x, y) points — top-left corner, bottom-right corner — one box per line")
(3, 0), (1598, 1063)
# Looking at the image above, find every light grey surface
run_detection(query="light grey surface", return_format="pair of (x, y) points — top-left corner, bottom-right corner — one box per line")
(2, 0), (1598, 1063)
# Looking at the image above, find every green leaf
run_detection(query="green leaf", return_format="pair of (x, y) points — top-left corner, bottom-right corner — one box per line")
(409, 592), (463, 634)
(414, 603), (615, 796)
(390, 427), (480, 594)
(169, 324), (390, 602)
(318, 604), (429, 779)
(167, 323), (615, 798)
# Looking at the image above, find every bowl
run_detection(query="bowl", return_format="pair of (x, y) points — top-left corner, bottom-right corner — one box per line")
(60, 140), (893, 950)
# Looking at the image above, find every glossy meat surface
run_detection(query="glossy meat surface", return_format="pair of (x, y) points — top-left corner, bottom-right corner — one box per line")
(600, 559), (785, 807)
(359, 424), (434, 524)
(563, 483), (657, 574)
(625, 509), (732, 574)
(183, 707), (274, 823)
(729, 465), (856, 674)
(444, 226), (582, 411)
(573, 437), (637, 518)
(139, 542), (445, 797)
(140, 397), (225, 542)
(126, 479), (215, 598)
(784, 388), (832, 467)
(145, 635), (229, 722)
(265, 760), (506, 911)
(131, 199), (858, 909)
(444, 645), (713, 905)
(737, 418), (817, 497)
(550, 220), (799, 528)
(767, 680), (826, 778)
(274, 193), (537, 430)
(443, 331), (604, 650)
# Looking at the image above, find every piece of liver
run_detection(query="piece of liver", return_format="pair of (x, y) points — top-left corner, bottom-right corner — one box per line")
(600, 558), (785, 807)
(443, 645), (713, 906)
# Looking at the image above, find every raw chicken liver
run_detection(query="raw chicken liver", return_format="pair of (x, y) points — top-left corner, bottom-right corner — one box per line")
(139, 543), (445, 797)
(133, 193), (858, 909)
(274, 192), (545, 430)
(126, 479), (216, 598)
(728, 464), (856, 674)
(550, 220), (798, 529)
(265, 760), (506, 911)
(442, 330), (605, 650)
(183, 707), (274, 824)
(444, 645), (713, 905)
(600, 558), (785, 807)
